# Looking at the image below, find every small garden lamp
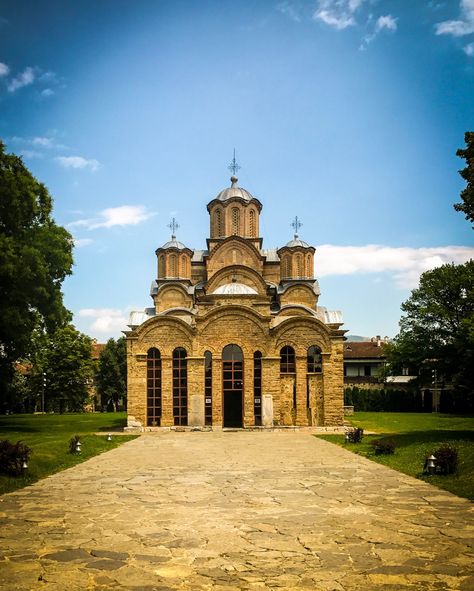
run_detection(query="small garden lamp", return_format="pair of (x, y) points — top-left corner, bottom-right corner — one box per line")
(427, 454), (437, 474)
(22, 459), (28, 471)
(344, 432), (350, 443)
(75, 440), (82, 454)
(107, 433), (112, 442)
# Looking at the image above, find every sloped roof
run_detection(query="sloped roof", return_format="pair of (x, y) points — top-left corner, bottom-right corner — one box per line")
(344, 341), (387, 359)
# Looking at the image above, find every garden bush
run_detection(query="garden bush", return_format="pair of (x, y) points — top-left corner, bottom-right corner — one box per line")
(346, 427), (363, 443)
(371, 438), (396, 455)
(433, 444), (458, 475)
(0, 439), (32, 475)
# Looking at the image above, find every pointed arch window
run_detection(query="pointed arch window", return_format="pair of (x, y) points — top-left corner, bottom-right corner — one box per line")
(296, 254), (303, 278)
(282, 255), (291, 279)
(306, 254), (312, 277)
(158, 255), (166, 278)
(215, 209), (223, 237)
(169, 254), (177, 277)
(173, 347), (187, 426)
(180, 254), (187, 278)
(231, 207), (240, 235)
(204, 351), (212, 426)
(307, 345), (322, 373)
(280, 346), (295, 373)
(147, 348), (162, 426)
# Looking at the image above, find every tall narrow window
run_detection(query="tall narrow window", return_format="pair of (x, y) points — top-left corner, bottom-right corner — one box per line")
(169, 254), (177, 277)
(254, 351), (262, 426)
(173, 348), (187, 426)
(215, 209), (223, 237)
(282, 255), (291, 279)
(296, 254), (303, 277)
(204, 351), (212, 426)
(147, 348), (161, 426)
(307, 254), (312, 277)
(249, 209), (256, 237)
(280, 346), (295, 373)
(307, 346), (322, 373)
(158, 255), (166, 278)
(231, 207), (240, 235)
(180, 254), (187, 278)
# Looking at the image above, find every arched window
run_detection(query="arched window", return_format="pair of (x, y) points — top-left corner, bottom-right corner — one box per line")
(306, 254), (312, 277)
(254, 351), (262, 426)
(296, 254), (303, 277)
(204, 351), (212, 426)
(282, 255), (291, 279)
(169, 254), (177, 277)
(173, 348), (187, 426)
(231, 207), (240, 235)
(307, 345), (322, 373)
(147, 348), (161, 426)
(158, 255), (166, 278)
(215, 209), (223, 237)
(180, 254), (187, 278)
(249, 209), (256, 237)
(280, 346), (295, 373)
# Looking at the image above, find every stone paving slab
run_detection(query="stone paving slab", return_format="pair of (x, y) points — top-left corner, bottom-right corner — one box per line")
(0, 431), (473, 590)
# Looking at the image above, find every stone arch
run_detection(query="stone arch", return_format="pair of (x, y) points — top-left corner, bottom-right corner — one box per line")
(206, 264), (268, 295)
(271, 316), (331, 354)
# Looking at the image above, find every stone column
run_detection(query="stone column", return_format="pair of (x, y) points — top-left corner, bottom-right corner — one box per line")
(126, 351), (147, 429)
(322, 346), (344, 426)
(187, 356), (205, 427)
(261, 356), (279, 426)
(161, 356), (174, 427)
(295, 355), (309, 426)
(212, 357), (223, 427)
(243, 358), (254, 427)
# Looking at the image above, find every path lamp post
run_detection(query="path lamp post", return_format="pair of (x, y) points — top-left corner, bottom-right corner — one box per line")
(75, 440), (82, 454)
(22, 459), (28, 471)
(427, 454), (437, 474)
(107, 434), (112, 442)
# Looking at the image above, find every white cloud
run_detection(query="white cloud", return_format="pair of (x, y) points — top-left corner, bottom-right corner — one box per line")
(41, 88), (54, 97)
(435, 0), (474, 36)
(464, 41), (474, 54)
(19, 149), (43, 159)
(316, 244), (474, 289)
(313, 0), (366, 30)
(56, 155), (101, 171)
(78, 308), (128, 333)
(360, 14), (397, 49)
(68, 205), (154, 231)
(276, 1), (301, 22)
(7, 66), (35, 92)
(73, 238), (93, 248)
(0, 62), (9, 76)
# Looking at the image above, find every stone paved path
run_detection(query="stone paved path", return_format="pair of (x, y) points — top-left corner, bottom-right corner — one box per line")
(0, 431), (473, 590)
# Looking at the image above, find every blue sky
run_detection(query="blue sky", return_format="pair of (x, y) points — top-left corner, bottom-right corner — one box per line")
(1, 0), (473, 340)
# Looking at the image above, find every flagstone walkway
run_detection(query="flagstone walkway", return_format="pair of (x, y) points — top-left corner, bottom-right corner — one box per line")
(0, 431), (473, 590)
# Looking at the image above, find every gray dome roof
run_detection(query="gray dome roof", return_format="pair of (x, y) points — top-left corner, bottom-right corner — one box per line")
(160, 235), (187, 250)
(215, 176), (255, 203)
(285, 235), (310, 248)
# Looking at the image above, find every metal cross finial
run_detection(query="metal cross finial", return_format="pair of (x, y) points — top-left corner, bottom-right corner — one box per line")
(168, 217), (179, 237)
(228, 148), (241, 176)
(291, 215), (302, 237)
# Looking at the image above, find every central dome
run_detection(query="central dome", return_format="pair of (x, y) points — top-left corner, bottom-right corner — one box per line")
(214, 176), (255, 203)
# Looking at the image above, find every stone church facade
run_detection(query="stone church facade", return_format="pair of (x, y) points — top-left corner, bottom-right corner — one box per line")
(125, 175), (345, 430)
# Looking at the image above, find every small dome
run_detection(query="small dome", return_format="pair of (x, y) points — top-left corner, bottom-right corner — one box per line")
(285, 235), (310, 248)
(213, 282), (258, 295)
(160, 236), (188, 250)
(215, 176), (255, 203)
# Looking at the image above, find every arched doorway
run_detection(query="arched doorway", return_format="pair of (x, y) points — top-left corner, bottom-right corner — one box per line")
(222, 344), (244, 427)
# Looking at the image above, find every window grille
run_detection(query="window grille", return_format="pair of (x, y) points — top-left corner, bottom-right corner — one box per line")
(147, 348), (161, 426)
(172, 348), (187, 426)
(280, 346), (295, 373)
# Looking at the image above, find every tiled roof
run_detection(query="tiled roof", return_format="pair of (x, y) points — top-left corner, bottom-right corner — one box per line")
(91, 343), (106, 359)
(344, 341), (387, 359)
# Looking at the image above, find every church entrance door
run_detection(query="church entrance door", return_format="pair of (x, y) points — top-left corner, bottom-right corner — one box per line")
(222, 344), (244, 428)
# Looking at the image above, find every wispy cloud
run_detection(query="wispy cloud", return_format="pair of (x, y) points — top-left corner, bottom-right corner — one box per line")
(78, 308), (128, 333)
(40, 88), (54, 97)
(435, 0), (474, 36)
(313, 0), (367, 30)
(316, 244), (474, 289)
(0, 62), (9, 77)
(7, 66), (35, 92)
(56, 155), (101, 172)
(19, 149), (43, 159)
(73, 238), (93, 248)
(464, 41), (474, 54)
(276, 1), (301, 22)
(360, 14), (398, 50)
(68, 205), (154, 231)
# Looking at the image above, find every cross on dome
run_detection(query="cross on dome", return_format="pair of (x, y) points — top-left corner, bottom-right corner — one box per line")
(228, 148), (241, 176)
(167, 217), (179, 238)
(291, 215), (303, 238)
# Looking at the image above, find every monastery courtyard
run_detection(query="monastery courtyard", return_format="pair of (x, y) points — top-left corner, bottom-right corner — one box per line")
(0, 431), (473, 591)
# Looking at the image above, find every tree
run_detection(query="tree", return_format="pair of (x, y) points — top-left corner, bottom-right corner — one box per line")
(388, 261), (474, 396)
(0, 141), (73, 405)
(454, 131), (474, 228)
(95, 337), (127, 411)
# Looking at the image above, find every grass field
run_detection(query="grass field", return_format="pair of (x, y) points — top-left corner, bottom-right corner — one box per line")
(318, 412), (474, 501)
(0, 412), (137, 495)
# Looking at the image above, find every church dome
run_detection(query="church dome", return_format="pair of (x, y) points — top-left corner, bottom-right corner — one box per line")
(212, 282), (258, 295)
(215, 176), (255, 203)
(284, 235), (310, 248)
(160, 236), (188, 250)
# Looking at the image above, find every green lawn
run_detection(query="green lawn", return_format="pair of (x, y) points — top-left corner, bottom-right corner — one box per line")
(318, 412), (474, 501)
(0, 412), (138, 495)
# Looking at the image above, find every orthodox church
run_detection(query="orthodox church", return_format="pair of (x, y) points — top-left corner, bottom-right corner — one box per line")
(125, 170), (345, 430)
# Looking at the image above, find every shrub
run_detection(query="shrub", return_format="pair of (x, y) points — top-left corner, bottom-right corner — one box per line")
(345, 427), (363, 443)
(371, 438), (396, 455)
(0, 439), (32, 475)
(69, 434), (81, 454)
(433, 444), (458, 475)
